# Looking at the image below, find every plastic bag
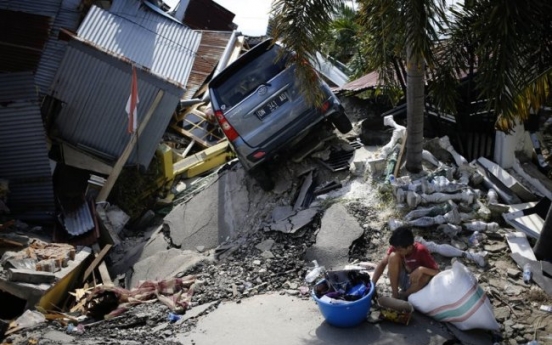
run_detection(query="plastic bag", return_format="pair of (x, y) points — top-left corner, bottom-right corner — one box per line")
(408, 261), (499, 331)
(13, 310), (46, 329)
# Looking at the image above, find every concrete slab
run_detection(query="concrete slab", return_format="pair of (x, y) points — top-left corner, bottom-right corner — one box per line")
(269, 208), (318, 234)
(41, 330), (75, 343)
(164, 168), (250, 251)
(129, 248), (214, 287)
(174, 293), (452, 345)
(109, 226), (168, 277)
(305, 203), (364, 270)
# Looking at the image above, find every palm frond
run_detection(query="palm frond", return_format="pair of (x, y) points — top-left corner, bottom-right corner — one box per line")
(270, 0), (345, 105)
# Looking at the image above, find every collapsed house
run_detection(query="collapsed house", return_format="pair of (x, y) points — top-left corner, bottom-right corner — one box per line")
(0, 0), (238, 318)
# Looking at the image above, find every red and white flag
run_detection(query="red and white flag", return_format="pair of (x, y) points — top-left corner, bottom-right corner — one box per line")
(125, 65), (139, 134)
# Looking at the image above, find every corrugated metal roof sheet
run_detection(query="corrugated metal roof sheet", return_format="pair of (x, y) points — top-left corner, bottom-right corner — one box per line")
(0, 72), (55, 221)
(184, 30), (232, 99)
(50, 40), (182, 167)
(314, 52), (349, 88)
(333, 71), (381, 93)
(35, 0), (82, 94)
(63, 200), (95, 236)
(78, 5), (201, 87)
(109, 0), (231, 100)
(0, 0), (61, 16)
(0, 9), (52, 72)
(0, 0), (82, 93)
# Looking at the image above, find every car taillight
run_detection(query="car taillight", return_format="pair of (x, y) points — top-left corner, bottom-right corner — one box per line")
(214, 110), (239, 142)
(320, 100), (331, 113)
(252, 151), (266, 159)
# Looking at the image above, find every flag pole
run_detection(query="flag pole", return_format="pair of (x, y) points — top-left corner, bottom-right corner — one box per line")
(96, 90), (164, 202)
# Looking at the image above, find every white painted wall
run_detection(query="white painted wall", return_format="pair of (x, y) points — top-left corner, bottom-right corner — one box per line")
(493, 120), (533, 169)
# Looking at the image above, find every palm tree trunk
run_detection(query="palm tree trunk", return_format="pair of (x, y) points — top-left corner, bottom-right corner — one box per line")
(405, 46), (425, 173)
(534, 204), (552, 262)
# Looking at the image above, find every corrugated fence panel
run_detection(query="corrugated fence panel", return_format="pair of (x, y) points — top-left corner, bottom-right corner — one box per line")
(0, 72), (55, 221)
(77, 5), (201, 88)
(50, 41), (182, 167)
(35, 0), (82, 94)
(0, 9), (52, 73)
(0, 0), (61, 16)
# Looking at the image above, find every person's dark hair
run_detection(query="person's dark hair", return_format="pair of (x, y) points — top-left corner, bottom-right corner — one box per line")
(389, 226), (414, 248)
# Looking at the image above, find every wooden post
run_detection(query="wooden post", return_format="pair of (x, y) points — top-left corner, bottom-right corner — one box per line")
(96, 90), (164, 202)
(394, 133), (407, 177)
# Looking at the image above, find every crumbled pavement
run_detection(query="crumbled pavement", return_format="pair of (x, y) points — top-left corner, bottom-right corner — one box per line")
(3, 127), (552, 345)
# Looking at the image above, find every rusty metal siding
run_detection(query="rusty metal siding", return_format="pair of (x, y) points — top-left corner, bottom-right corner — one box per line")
(0, 72), (55, 222)
(77, 5), (201, 87)
(50, 40), (183, 167)
(184, 30), (232, 99)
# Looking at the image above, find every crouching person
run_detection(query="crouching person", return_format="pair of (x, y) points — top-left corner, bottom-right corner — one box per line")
(372, 226), (439, 299)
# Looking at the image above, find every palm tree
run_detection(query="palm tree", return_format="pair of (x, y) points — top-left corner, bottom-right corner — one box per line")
(270, 0), (552, 259)
(270, 0), (449, 173)
(436, 0), (552, 261)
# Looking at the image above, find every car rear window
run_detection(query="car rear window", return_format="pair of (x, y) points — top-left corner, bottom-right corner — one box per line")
(213, 45), (288, 109)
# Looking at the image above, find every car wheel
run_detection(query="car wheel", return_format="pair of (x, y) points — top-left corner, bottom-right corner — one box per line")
(248, 166), (275, 191)
(331, 112), (353, 134)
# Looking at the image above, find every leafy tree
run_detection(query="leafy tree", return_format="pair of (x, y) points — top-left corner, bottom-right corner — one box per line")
(434, 0), (552, 260)
(271, 0), (448, 173)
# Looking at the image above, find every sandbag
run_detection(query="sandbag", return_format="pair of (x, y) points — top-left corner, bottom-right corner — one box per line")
(408, 260), (499, 331)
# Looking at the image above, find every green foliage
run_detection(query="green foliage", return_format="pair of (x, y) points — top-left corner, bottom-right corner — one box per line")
(435, 0), (552, 132)
(271, 0), (345, 106)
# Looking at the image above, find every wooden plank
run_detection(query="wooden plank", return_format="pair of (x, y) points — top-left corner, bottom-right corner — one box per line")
(394, 133), (407, 177)
(61, 142), (113, 176)
(477, 157), (537, 202)
(513, 156), (552, 201)
(96, 90), (164, 202)
(503, 201), (546, 239)
(82, 244), (112, 284)
(7, 268), (56, 284)
(170, 124), (212, 148)
(173, 141), (229, 175)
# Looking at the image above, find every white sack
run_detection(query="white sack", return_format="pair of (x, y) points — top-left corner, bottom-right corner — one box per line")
(408, 260), (499, 331)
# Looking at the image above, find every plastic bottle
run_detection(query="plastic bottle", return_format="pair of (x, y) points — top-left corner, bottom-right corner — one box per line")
(487, 189), (498, 204)
(305, 260), (325, 283)
(468, 231), (481, 247)
(168, 312), (182, 323)
(523, 263), (532, 284)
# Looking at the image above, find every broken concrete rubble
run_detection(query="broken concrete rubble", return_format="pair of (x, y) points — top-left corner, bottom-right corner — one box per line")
(3, 102), (552, 345)
(305, 203), (364, 270)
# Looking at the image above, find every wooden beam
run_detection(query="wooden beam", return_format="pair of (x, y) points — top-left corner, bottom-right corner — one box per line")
(96, 90), (164, 202)
(82, 244), (112, 284)
(394, 133), (407, 177)
(61, 142), (113, 175)
(7, 268), (56, 284)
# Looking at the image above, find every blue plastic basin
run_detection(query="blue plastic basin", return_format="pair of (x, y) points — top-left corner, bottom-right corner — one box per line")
(312, 281), (375, 328)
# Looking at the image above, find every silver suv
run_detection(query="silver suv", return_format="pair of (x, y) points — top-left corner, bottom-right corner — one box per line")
(209, 39), (352, 190)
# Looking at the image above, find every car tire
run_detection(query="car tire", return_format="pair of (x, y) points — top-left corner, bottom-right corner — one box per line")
(331, 112), (353, 134)
(249, 166), (275, 191)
